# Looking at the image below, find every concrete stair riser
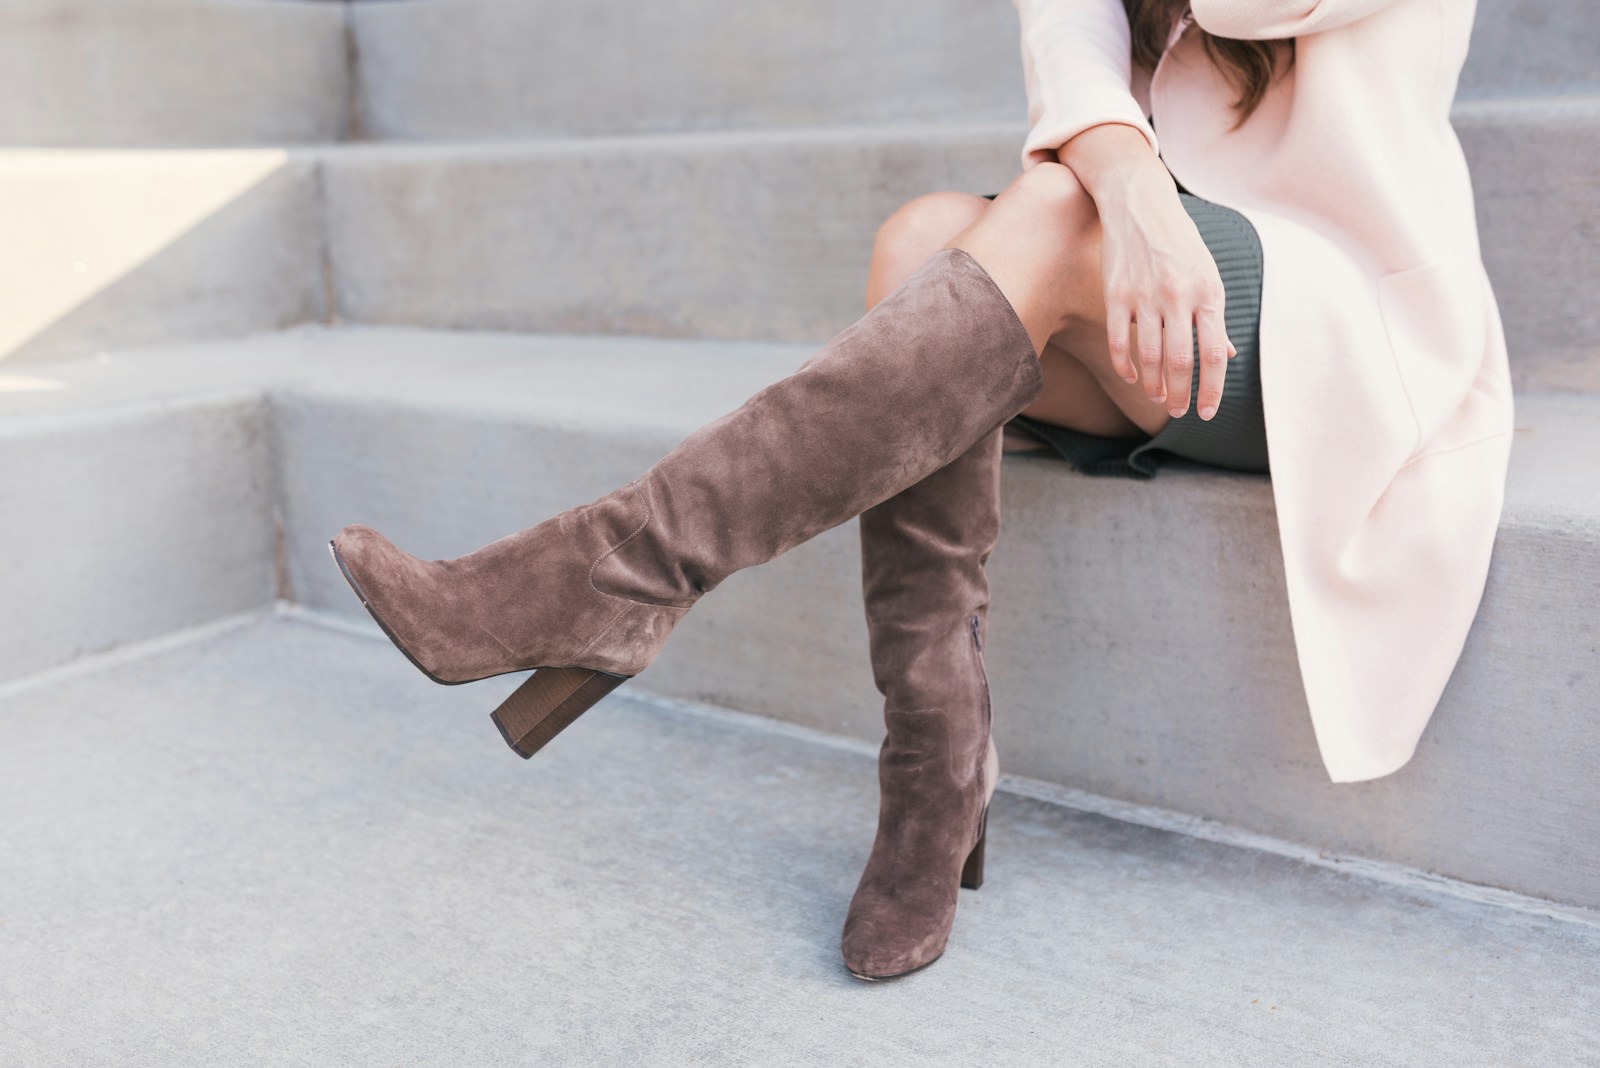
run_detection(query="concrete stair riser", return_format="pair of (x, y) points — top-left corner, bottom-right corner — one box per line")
(0, 0), (1586, 149)
(2, 331), (1593, 906)
(316, 109), (1600, 392)
(346, 0), (1598, 141)
(1452, 97), (1600, 392)
(275, 396), (880, 734)
(988, 459), (1599, 912)
(348, 0), (1027, 141)
(7, 102), (1596, 387)
(1456, 0), (1600, 100)
(316, 126), (1023, 343)
(0, 149), (328, 364)
(0, 395), (279, 684)
(0, 0), (350, 147)
(140, 328), (1579, 910)
(277, 388), (1600, 912)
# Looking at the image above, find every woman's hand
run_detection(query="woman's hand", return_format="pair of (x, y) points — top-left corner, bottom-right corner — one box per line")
(1056, 124), (1237, 421)
(1097, 165), (1237, 419)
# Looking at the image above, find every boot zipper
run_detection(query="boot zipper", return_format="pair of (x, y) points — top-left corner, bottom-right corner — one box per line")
(969, 613), (990, 728)
(968, 612), (994, 854)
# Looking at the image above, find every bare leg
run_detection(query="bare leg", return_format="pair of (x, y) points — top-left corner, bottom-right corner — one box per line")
(869, 188), (1142, 442)
(937, 161), (1175, 439)
(842, 170), (1170, 982)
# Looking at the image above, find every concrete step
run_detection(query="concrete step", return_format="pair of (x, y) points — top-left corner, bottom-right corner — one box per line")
(348, 0), (1027, 141)
(345, 0), (1599, 141)
(0, 383), (279, 683)
(1, 614), (1595, 1064)
(8, 100), (1599, 391)
(0, 147), (327, 363)
(0, 0), (350, 147)
(3, 0), (1586, 150)
(313, 104), (1600, 393)
(5, 326), (1595, 912)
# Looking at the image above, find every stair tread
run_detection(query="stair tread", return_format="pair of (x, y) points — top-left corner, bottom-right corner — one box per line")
(5, 325), (1595, 534)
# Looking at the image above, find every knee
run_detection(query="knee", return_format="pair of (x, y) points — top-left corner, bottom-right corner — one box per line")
(998, 161), (1094, 227)
(968, 161), (1096, 295)
(872, 191), (986, 270)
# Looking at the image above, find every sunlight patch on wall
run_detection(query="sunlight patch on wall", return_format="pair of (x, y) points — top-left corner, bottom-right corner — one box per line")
(0, 147), (290, 361)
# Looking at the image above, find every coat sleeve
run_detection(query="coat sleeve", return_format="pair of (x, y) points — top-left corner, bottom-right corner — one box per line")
(1012, 0), (1161, 171)
(1189, 0), (1408, 39)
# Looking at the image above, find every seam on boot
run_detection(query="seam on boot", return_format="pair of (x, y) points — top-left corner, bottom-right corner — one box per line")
(588, 479), (700, 610)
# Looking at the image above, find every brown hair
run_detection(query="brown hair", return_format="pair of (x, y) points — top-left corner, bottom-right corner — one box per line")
(1123, 0), (1296, 131)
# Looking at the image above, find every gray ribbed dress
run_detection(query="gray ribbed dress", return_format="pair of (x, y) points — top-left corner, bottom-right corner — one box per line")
(985, 114), (1270, 478)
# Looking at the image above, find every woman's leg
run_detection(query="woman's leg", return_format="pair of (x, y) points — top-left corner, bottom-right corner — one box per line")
(330, 163), (1098, 759)
(946, 164), (1177, 440)
(841, 174), (1143, 980)
(870, 187), (1145, 444)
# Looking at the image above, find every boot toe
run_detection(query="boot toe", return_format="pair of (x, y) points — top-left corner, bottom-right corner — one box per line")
(331, 525), (418, 618)
(329, 524), (455, 680)
(332, 524), (394, 572)
(840, 916), (949, 980)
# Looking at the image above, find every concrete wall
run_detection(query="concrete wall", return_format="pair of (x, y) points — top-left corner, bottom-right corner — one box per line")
(346, 0), (1600, 141)
(0, 394), (279, 683)
(0, 0), (350, 147)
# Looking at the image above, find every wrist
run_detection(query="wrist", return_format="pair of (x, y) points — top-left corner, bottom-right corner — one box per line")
(1090, 159), (1177, 213)
(1055, 123), (1172, 207)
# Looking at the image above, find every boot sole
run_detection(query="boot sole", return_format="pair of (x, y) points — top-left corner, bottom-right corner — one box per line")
(327, 540), (632, 759)
(845, 951), (946, 983)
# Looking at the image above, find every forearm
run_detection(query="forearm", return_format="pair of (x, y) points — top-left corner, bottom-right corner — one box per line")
(1054, 121), (1176, 213)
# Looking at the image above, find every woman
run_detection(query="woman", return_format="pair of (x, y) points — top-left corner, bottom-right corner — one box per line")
(329, 0), (1512, 982)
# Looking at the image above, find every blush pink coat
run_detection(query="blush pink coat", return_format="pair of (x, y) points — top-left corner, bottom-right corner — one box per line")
(1010, 0), (1516, 782)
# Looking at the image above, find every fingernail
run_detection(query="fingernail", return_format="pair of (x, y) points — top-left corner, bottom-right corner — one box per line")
(1199, 404), (1217, 419)
(1169, 406), (1186, 418)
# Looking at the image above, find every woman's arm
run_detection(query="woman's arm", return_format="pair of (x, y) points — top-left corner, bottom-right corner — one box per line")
(1189, 0), (1406, 39)
(1012, 0), (1161, 170)
(1010, 0), (1238, 419)
(1057, 124), (1238, 420)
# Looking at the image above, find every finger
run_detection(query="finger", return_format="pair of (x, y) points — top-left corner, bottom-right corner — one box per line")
(1106, 301), (1138, 384)
(1162, 302), (1195, 418)
(1135, 304), (1166, 403)
(1194, 298), (1230, 421)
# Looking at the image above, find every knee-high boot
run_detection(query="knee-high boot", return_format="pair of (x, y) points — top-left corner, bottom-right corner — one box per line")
(328, 247), (1041, 757)
(840, 423), (1003, 980)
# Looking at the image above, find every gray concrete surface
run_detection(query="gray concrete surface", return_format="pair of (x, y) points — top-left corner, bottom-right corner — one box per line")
(0, 0), (1582, 151)
(7, 327), (1592, 910)
(0, 392), (278, 685)
(7, 99), (1596, 378)
(1452, 95), (1600, 391)
(0, 615), (1595, 1066)
(0, 148), (327, 363)
(349, 0), (1026, 140)
(1457, 0), (1600, 98)
(315, 123), (1024, 344)
(0, 0), (350, 147)
(263, 330), (1600, 910)
(345, 0), (1600, 143)
(314, 102), (1600, 386)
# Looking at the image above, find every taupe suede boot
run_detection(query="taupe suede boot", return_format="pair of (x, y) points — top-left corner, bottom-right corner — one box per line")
(329, 247), (1041, 758)
(840, 424), (1004, 981)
